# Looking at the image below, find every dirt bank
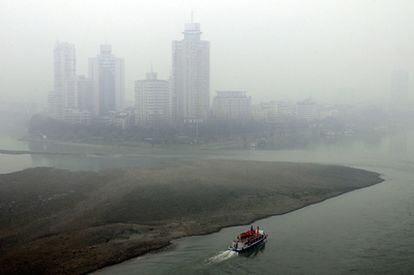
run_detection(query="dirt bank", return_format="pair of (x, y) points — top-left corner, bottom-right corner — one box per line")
(0, 160), (383, 274)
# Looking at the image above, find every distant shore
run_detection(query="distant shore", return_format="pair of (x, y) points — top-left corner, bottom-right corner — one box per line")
(0, 160), (383, 274)
(21, 136), (252, 151)
(0, 148), (83, 156)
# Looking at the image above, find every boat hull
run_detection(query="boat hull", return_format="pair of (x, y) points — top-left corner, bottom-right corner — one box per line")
(229, 235), (267, 253)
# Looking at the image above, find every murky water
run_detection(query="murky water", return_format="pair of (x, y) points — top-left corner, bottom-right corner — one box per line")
(97, 166), (414, 274)
(98, 132), (414, 275)
(1, 131), (413, 274)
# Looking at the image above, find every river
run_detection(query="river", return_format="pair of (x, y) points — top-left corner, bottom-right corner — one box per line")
(1, 131), (413, 274)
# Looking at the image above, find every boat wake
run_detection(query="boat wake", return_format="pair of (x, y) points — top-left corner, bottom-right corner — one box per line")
(207, 250), (237, 264)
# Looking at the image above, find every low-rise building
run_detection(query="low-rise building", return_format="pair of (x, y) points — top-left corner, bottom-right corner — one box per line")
(135, 72), (170, 124)
(63, 109), (91, 125)
(212, 91), (251, 120)
(277, 101), (296, 117)
(296, 99), (319, 121)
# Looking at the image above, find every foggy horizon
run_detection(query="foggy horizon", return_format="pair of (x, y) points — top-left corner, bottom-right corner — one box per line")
(2, 0), (414, 106)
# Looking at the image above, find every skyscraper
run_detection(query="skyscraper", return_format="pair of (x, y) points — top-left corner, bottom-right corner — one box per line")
(135, 72), (170, 122)
(77, 75), (94, 112)
(48, 41), (77, 119)
(89, 45), (124, 116)
(171, 22), (210, 122)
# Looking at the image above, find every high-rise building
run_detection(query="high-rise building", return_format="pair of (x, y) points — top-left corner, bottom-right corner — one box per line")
(89, 45), (124, 116)
(171, 22), (210, 122)
(48, 41), (77, 119)
(212, 91), (251, 120)
(135, 72), (170, 122)
(77, 75), (94, 112)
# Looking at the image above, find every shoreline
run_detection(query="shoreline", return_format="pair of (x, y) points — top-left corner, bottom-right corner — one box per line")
(97, 174), (384, 272)
(20, 136), (235, 150)
(19, 136), (245, 156)
(0, 148), (83, 156)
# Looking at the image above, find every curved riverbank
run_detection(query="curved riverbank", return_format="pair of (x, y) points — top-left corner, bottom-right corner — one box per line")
(0, 160), (383, 274)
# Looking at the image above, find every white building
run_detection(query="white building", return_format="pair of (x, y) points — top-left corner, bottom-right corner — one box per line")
(48, 42), (77, 119)
(212, 91), (251, 120)
(89, 45), (124, 116)
(250, 101), (278, 121)
(98, 109), (135, 129)
(262, 101), (278, 121)
(277, 101), (296, 117)
(171, 22), (210, 121)
(112, 110), (135, 129)
(135, 72), (170, 123)
(296, 99), (319, 121)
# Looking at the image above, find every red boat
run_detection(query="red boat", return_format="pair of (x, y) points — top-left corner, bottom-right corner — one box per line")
(228, 226), (268, 253)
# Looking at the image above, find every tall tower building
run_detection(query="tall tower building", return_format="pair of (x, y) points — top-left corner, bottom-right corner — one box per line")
(77, 75), (94, 112)
(171, 22), (210, 122)
(89, 44), (124, 116)
(135, 72), (170, 122)
(48, 41), (77, 119)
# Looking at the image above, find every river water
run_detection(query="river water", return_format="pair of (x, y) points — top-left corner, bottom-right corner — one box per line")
(1, 131), (413, 274)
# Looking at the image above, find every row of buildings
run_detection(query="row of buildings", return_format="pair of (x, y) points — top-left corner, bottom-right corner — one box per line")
(49, 22), (246, 126)
(48, 42), (124, 123)
(47, 21), (358, 128)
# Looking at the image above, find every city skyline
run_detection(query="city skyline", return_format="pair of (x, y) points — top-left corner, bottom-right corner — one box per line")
(3, 0), (414, 107)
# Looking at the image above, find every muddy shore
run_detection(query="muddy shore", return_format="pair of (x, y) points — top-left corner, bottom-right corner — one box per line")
(0, 160), (383, 274)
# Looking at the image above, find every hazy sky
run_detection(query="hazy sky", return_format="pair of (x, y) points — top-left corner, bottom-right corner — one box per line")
(1, 0), (414, 106)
